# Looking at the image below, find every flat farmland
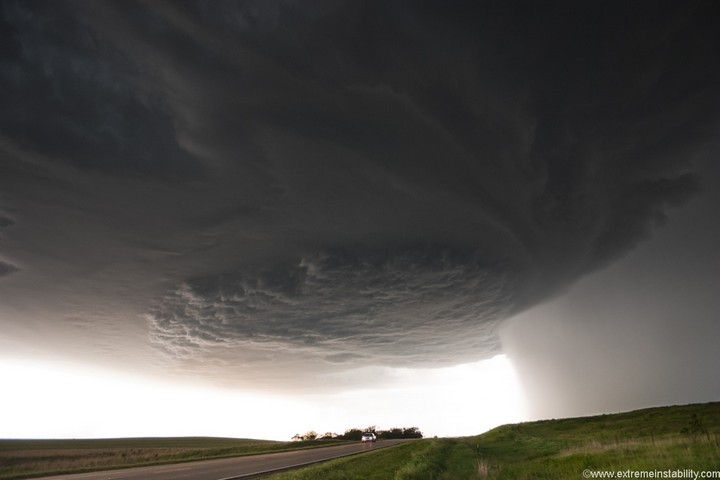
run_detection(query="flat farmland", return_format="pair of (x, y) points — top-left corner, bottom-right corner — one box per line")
(0, 437), (348, 480)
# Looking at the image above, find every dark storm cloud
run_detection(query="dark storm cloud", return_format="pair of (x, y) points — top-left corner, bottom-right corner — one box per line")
(501, 149), (720, 419)
(1, 0), (718, 384)
(0, 211), (18, 277)
(148, 245), (513, 367)
(0, 214), (16, 229)
(0, 1), (197, 178)
(0, 261), (18, 277)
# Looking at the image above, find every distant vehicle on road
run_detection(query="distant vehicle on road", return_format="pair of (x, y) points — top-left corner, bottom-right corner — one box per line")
(361, 433), (376, 443)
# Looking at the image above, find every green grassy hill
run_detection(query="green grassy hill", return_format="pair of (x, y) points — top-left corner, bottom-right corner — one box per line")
(471, 402), (720, 479)
(269, 402), (720, 480)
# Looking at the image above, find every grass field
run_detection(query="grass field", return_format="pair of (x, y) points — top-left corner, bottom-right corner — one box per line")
(471, 402), (720, 479)
(266, 439), (479, 480)
(269, 402), (720, 480)
(0, 436), (349, 480)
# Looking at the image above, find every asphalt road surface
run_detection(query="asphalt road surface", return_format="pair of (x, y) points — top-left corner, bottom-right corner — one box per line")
(37, 439), (413, 480)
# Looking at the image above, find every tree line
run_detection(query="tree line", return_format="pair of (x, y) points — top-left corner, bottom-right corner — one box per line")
(292, 426), (423, 441)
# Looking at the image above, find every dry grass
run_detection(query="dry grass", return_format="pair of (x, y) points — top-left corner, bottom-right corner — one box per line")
(555, 433), (720, 458)
(0, 437), (347, 480)
(476, 459), (490, 478)
(2, 446), (201, 472)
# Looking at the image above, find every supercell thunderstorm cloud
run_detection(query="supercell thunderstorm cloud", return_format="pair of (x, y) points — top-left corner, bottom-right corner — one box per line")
(1, 0), (719, 401)
(148, 246), (515, 371)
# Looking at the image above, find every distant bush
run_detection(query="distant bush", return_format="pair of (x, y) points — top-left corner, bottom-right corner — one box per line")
(336, 427), (423, 441)
(340, 428), (365, 441)
(378, 427), (424, 439)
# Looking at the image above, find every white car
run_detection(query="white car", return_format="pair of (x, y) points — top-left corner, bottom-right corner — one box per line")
(361, 433), (376, 443)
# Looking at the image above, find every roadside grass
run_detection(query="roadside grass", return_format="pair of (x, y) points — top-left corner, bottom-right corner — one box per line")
(394, 439), (480, 480)
(267, 441), (424, 480)
(0, 437), (350, 480)
(470, 402), (720, 479)
(271, 402), (720, 480)
(267, 439), (479, 480)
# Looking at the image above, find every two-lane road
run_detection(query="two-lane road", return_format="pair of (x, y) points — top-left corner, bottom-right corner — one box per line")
(37, 439), (413, 480)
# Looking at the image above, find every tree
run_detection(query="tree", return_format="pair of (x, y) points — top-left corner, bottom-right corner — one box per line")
(341, 428), (364, 441)
(378, 427), (404, 439)
(377, 427), (423, 439)
(403, 427), (423, 438)
(302, 430), (318, 441)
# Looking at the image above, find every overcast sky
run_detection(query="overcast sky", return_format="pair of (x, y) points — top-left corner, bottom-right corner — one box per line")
(1, 0), (719, 439)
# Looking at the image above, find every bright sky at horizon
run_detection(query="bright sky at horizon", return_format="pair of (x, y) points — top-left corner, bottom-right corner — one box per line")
(0, 354), (527, 440)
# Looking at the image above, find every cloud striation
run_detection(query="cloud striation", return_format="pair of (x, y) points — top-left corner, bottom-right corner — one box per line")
(0, 0), (718, 387)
